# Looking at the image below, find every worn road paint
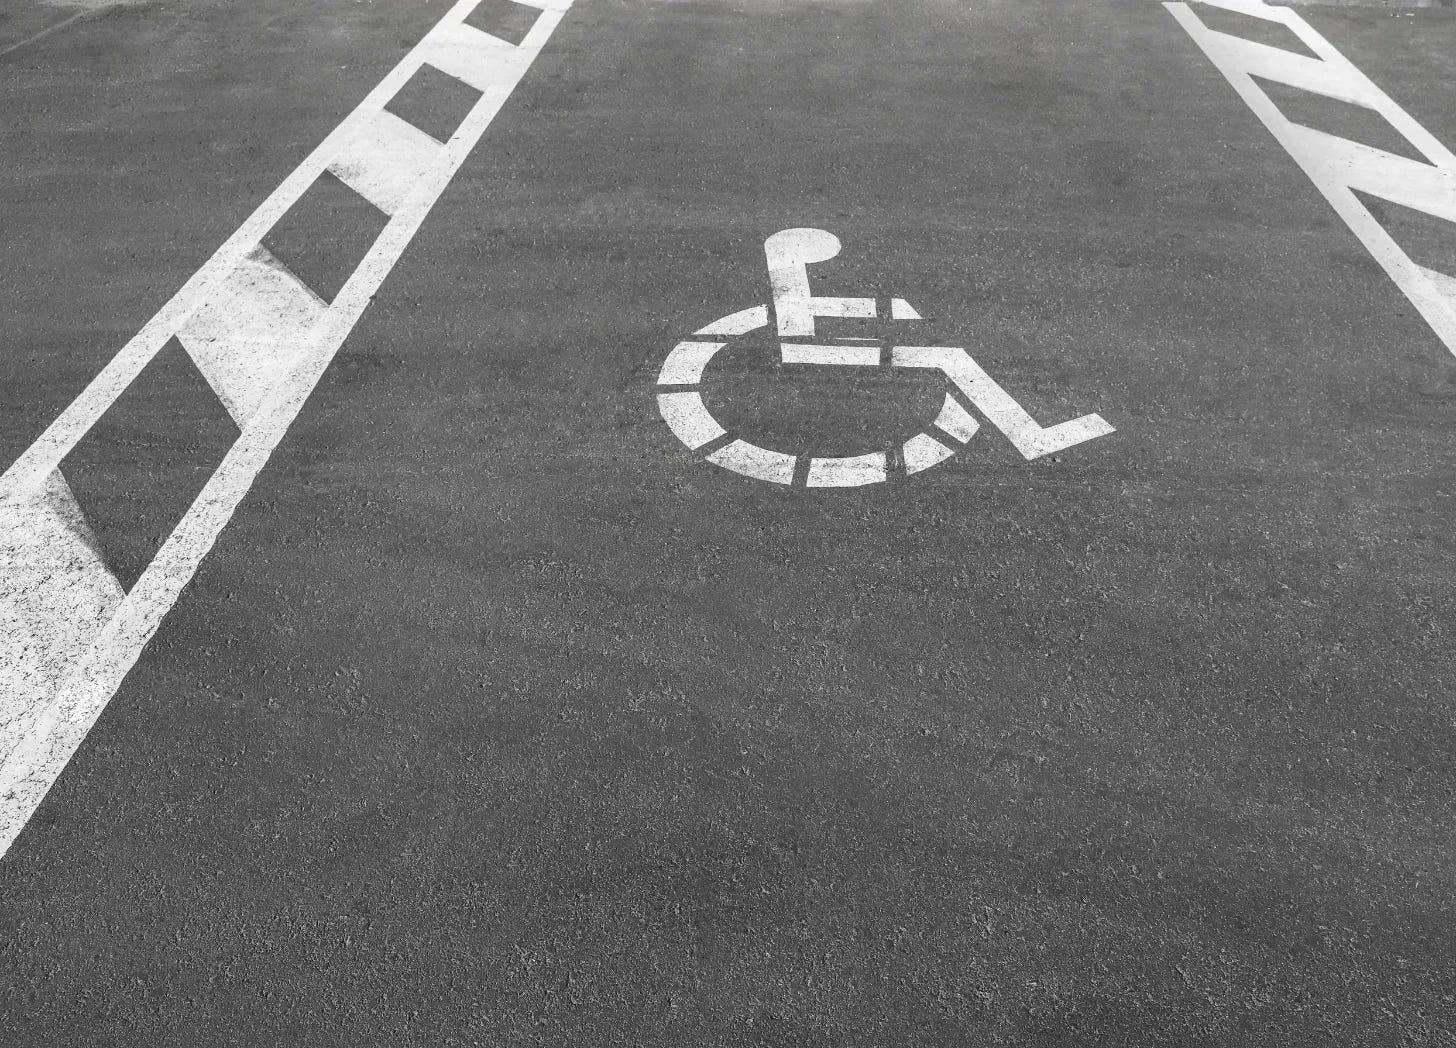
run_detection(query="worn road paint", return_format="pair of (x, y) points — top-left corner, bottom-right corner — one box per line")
(902, 432), (955, 475)
(706, 441), (797, 485)
(0, 0), (150, 59)
(765, 228), (877, 338)
(780, 344), (882, 367)
(1167, 0), (1456, 362)
(0, 10), (88, 59)
(0, 0), (574, 859)
(806, 453), (888, 488)
(892, 347), (1114, 460)
(657, 391), (727, 450)
(930, 394), (982, 446)
(656, 228), (1114, 485)
(657, 342), (730, 387)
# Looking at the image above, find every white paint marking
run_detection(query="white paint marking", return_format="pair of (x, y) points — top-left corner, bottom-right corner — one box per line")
(658, 231), (1114, 484)
(806, 298), (879, 320)
(0, 10), (90, 59)
(779, 343), (881, 366)
(1206, 32), (1375, 108)
(895, 346), (1114, 459)
(694, 305), (768, 338)
(0, 472), (123, 750)
(706, 441), (797, 485)
(902, 433), (954, 475)
(0, 0), (574, 858)
(1194, 0), (1271, 15)
(656, 392), (726, 450)
(764, 228), (875, 337)
(806, 453), (887, 488)
(421, 21), (530, 95)
(176, 246), (327, 426)
(1287, 124), (1456, 224)
(1167, 0), (1456, 363)
(328, 108), (448, 215)
(931, 393), (981, 444)
(656, 341), (727, 386)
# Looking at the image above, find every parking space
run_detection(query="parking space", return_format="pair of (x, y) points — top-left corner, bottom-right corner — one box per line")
(1, 2), (1453, 1044)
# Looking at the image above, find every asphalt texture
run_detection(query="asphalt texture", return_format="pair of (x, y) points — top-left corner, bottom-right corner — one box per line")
(2, 0), (1455, 1044)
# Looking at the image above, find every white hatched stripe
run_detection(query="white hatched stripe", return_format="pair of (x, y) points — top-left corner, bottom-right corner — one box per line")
(328, 108), (448, 215)
(421, 22), (530, 95)
(0, 0), (575, 857)
(1189, 0), (1280, 19)
(1283, 125), (1456, 225)
(177, 246), (328, 425)
(1166, 0), (1456, 363)
(0, 472), (123, 762)
(1199, 32), (1376, 109)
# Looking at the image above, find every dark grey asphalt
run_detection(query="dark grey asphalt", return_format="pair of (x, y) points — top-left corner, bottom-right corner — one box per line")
(2, 1), (1454, 1045)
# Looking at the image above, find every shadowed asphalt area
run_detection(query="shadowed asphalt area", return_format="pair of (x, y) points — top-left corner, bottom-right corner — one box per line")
(1, 1), (1453, 1044)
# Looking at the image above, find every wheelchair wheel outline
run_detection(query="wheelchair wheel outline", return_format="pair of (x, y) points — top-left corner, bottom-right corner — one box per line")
(654, 304), (976, 488)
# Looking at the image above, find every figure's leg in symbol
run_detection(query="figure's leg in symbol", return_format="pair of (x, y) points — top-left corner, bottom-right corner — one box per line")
(893, 346), (1115, 460)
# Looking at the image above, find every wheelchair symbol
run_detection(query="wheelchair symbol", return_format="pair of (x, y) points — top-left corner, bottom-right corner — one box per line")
(655, 228), (1115, 486)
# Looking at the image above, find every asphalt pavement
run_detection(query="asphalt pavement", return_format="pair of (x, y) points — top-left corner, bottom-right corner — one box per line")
(1, 0), (1454, 1044)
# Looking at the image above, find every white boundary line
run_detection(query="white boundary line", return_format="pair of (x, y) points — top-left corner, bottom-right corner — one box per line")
(0, 0), (574, 857)
(1166, 0), (1456, 361)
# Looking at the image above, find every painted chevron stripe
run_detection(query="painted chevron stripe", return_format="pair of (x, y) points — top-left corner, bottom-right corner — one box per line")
(0, 0), (574, 857)
(1166, 0), (1456, 362)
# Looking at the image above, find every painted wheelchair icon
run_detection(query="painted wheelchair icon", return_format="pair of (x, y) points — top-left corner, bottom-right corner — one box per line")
(655, 228), (1115, 487)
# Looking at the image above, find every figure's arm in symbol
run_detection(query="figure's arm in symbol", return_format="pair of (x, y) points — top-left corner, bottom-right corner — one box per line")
(892, 346), (1114, 459)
